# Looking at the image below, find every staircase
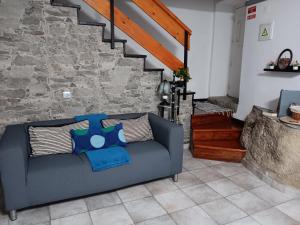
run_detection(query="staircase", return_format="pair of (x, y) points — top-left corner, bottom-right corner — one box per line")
(50, 0), (192, 79)
(191, 114), (246, 162)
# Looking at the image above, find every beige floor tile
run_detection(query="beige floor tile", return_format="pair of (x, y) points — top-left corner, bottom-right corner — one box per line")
(207, 178), (245, 197)
(50, 212), (92, 225)
(252, 208), (298, 225)
(8, 206), (50, 225)
(228, 172), (265, 190)
(171, 206), (218, 225)
(124, 197), (166, 223)
(227, 191), (271, 214)
(117, 185), (151, 202)
(154, 190), (195, 213)
(190, 167), (225, 183)
(85, 192), (121, 211)
(211, 163), (248, 177)
(174, 172), (202, 189)
(49, 199), (87, 220)
(225, 217), (261, 225)
(183, 148), (193, 160)
(136, 215), (176, 225)
(200, 159), (225, 166)
(90, 205), (133, 225)
(0, 214), (8, 225)
(201, 198), (247, 224)
(183, 157), (207, 171)
(250, 185), (293, 206)
(182, 184), (223, 204)
(145, 179), (178, 196)
(276, 199), (300, 222)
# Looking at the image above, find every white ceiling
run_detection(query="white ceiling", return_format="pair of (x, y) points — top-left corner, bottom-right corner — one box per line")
(217, 0), (246, 7)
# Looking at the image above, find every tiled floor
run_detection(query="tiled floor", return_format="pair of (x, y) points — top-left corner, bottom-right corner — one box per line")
(1, 147), (300, 225)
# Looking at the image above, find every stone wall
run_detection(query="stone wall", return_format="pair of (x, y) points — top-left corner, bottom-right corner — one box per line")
(241, 106), (300, 190)
(0, 0), (193, 139)
(178, 95), (193, 143)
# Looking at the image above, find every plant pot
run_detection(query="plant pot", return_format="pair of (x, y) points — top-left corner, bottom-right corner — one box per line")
(175, 80), (185, 87)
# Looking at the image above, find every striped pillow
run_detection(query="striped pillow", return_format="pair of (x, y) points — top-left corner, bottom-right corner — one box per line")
(29, 120), (89, 156)
(102, 114), (153, 143)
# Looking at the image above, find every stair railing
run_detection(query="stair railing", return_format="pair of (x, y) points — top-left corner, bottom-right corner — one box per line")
(84, 0), (192, 99)
(110, 0), (115, 49)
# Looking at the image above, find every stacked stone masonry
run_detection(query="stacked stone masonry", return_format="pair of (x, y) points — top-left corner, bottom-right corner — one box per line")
(0, 0), (193, 140)
(241, 106), (300, 189)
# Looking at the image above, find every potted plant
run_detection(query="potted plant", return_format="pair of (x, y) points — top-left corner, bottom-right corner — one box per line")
(173, 67), (191, 82)
(267, 61), (276, 70)
(292, 60), (300, 71)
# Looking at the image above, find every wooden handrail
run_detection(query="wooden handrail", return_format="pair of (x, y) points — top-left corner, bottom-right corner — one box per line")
(84, 0), (184, 71)
(131, 0), (191, 49)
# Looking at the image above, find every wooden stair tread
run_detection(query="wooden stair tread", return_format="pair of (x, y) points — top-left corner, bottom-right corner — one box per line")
(191, 113), (246, 162)
(192, 122), (243, 131)
(195, 140), (245, 150)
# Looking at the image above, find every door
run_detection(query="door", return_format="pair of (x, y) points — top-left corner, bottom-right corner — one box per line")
(227, 6), (246, 98)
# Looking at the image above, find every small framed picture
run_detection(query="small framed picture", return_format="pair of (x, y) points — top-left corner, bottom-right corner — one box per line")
(258, 23), (274, 41)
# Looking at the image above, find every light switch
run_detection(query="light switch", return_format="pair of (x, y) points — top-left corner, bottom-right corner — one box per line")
(63, 91), (72, 99)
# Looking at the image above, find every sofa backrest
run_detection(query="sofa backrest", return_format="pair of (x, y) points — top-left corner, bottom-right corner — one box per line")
(21, 113), (147, 155)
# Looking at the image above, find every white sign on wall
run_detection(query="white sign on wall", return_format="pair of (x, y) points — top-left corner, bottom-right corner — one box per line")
(258, 23), (274, 41)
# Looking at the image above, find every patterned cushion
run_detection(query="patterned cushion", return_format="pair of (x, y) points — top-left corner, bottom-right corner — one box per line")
(29, 120), (89, 156)
(102, 114), (153, 143)
(71, 124), (126, 155)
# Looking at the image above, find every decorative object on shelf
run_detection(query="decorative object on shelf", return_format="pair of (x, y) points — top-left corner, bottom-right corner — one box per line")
(157, 80), (171, 103)
(264, 67), (300, 72)
(157, 77), (178, 123)
(277, 49), (293, 70)
(292, 60), (300, 71)
(289, 104), (300, 121)
(267, 61), (276, 70)
(157, 72), (190, 123)
(264, 49), (300, 72)
(173, 67), (191, 81)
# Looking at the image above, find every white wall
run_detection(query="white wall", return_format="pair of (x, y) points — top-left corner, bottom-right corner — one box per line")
(162, 0), (215, 98)
(236, 0), (300, 120)
(227, 6), (246, 98)
(209, 3), (235, 97)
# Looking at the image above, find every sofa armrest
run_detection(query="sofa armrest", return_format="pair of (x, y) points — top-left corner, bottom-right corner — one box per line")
(148, 113), (184, 175)
(0, 125), (29, 210)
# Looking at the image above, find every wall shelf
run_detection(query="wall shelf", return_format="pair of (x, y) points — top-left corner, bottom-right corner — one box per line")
(264, 66), (300, 73)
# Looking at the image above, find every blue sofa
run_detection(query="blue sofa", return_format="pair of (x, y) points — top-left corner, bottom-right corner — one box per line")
(0, 113), (183, 221)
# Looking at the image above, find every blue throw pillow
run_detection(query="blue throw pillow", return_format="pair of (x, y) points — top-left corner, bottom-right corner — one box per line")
(74, 113), (107, 130)
(71, 123), (126, 155)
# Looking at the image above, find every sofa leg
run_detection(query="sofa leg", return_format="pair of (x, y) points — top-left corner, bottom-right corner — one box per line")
(9, 210), (17, 221)
(172, 174), (178, 182)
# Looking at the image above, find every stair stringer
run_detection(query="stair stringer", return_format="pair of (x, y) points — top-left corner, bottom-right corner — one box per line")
(51, 0), (165, 80)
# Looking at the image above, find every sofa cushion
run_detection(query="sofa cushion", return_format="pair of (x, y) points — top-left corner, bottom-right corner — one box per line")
(29, 120), (89, 156)
(26, 140), (171, 205)
(102, 114), (153, 143)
